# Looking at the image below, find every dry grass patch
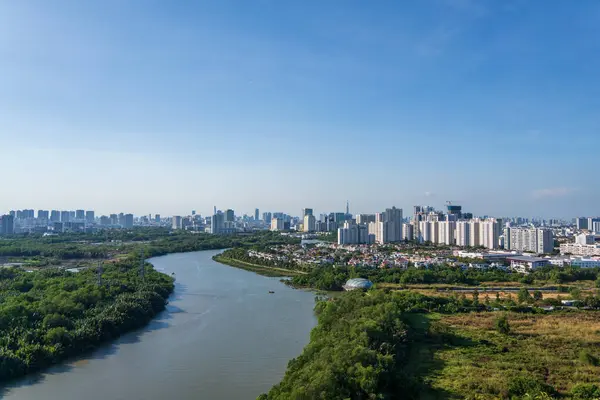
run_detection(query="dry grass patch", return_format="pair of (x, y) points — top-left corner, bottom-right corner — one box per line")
(423, 311), (600, 398)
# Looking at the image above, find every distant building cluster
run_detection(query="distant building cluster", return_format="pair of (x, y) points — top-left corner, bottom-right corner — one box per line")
(0, 203), (595, 261)
(576, 217), (600, 233)
(0, 209), (135, 234)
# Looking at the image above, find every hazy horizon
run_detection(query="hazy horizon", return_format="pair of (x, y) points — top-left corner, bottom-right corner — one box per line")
(2, 1), (599, 219)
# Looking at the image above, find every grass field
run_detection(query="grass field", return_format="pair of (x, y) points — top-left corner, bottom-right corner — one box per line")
(405, 311), (600, 399)
(212, 255), (306, 277)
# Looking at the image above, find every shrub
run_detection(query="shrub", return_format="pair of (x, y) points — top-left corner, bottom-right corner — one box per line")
(579, 350), (599, 366)
(507, 375), (555, 398)
(495, 314), (510, 335)
(571, 383), (600, 399)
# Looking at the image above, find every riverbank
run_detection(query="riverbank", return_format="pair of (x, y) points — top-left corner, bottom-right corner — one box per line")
(0, 256), (174, 383)
(260, 290), (600, 399)
(2, 249), (318, 400)
(212, 254), (306, 277)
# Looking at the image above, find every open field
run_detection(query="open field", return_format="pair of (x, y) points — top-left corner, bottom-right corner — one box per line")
(409, 311), (600, 399)
(212, 255), (307, 277)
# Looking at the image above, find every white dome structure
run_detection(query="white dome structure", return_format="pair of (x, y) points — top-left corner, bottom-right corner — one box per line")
(343, 278), (373, 291)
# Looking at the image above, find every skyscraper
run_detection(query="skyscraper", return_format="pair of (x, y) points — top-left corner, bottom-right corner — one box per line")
(480, 218), (502, 250)
(271, 217), (284, 231)
(86, 211), (95, 223)
(255, 208), (259, 221)
(0, 215), (14, 235)
(338, 221), (373, 245)
(61, 211), (70, 222)
(50, 210), (60, 222)
(576, 217), (588, 230)
(37, 210), (49, 220)
(155, 214), (161, 223)
(172, 216), (182, 230)
(456, 221), (471, 246)
(124, 214), (134, 229)
(211, 211), (224, 234)
(262, 212), (272, 224)
(224, 209), (235, 222)
(76, 210), (85, 220)
(383, 207), (403, 243)
(302, 208), (313, 217)
(303, 214), (316, 232)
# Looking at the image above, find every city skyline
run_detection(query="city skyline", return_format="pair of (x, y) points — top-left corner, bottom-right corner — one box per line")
(2, 1), (599, 218)
(1, 202), (594, 222)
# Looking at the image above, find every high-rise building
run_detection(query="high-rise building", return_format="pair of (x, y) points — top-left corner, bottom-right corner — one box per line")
(402, 223), (414, 241)
(262, 212), (272, 224)
(69, 211), (76, 220)
(480, 218), (502, 249)
(255, 208), (259, 221)
(383, 207), (403, 242)
(338, 221), (373, 245)
(356, 214), (376, 225)
(576, 217), (589, 230)
(61, 211), (70, 223)
(469, 220), (481, 247)
(588, 218), (600, 231)
(155, 214), (161, 223)
(430, 221), (440, 244)
(302, 208), (313, 217)
(53, 221), (63, 233)
(86, 211), (95, 223)
(303, 214), (316, 232)
(0, 215), (14, 235)
(211, 211), (224, 234)
(418, 220), (431, 243)
(224, 209), (235, 222)
(443, 220), (456, 245)
(76, 210), (85, 220)
(367, 207), (403, 244)
(456, 221), (471, 247)
(271, 217), (284, 231)
(37, 210), (49, 220)
(50, 210), (60, 222)
(124, 214), (134, 229)
(110, 214), (118, 225)
(507, 227), (554, 254)
(172, 216), (182, 230)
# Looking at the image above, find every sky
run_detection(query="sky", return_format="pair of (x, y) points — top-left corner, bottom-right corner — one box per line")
(1, 0), (599, 219)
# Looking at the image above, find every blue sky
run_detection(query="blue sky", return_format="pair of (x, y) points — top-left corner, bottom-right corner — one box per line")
(1, 0), (598, 218)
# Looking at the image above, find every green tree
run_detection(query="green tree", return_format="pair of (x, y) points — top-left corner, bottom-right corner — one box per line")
(533, 290), (543, 301)
(570, 287), (582, 300)
(518, 288), (531, 304)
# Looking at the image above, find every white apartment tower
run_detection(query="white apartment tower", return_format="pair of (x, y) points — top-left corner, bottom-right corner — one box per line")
(506, 227), (554, 254)
(480, 218), (502, 249)
(271, 217), (284, 231)
(303, 214), (316, 232)
(456, 221), (471, 247)
(469, 220), (481, 247)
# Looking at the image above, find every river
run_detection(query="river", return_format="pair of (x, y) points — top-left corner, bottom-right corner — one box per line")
(2, 250), (317, 400)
